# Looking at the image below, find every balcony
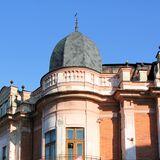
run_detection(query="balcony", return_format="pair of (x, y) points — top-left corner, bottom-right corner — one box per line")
(42, 67), (119, 96)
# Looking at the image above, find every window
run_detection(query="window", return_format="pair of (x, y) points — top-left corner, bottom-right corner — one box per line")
(45, 129), (56, 160)
(66, 128), (84, 160)
(2, 146), (7, 160)
(0, 100), (9, 118)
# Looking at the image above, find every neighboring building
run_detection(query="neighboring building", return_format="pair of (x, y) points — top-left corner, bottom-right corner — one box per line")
(1, 28), (160, 160)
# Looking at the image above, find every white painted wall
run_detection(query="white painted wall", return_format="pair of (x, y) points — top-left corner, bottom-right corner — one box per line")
(121, 102), (136, 160)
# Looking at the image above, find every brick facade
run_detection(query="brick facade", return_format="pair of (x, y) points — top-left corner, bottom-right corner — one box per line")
(135, 112), (159, 159)
(100, 116), (121, 160)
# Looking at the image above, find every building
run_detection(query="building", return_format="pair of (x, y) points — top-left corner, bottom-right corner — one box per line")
(1, 26), (160, 160)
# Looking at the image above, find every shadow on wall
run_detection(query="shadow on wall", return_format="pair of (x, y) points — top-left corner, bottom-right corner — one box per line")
(126, 111), (159, 160)
(126, 145), (159, 160)
(98, 104), (121, 160)
(112, 115), (121, 160)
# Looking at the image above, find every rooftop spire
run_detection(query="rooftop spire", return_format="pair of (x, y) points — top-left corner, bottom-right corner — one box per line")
(156, 46), (160, 61)
(74, 13), (78, 32)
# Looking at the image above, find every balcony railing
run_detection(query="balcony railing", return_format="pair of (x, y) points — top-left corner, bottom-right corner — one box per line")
(40, 155), (101, 160)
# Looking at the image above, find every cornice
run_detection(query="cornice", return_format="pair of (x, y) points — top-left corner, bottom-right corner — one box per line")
(114, 89), (153, 102)
(35, 90), (116, 111)
(149, 87), (160, 95)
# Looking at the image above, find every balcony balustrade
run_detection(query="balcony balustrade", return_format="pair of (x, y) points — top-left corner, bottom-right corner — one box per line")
(42, 68), (119, 96)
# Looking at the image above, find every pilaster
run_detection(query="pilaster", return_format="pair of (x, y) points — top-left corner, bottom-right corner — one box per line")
(121, 100), (136, 160)
(119, 67), (132, 90)
(150, 88), (160, 158)
(156, 97), (160, 158)
(41, 115), (45, 159)
(154, 50), (160, 87)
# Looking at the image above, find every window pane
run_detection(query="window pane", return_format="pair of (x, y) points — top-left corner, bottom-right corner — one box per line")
(68, 143), (74, 160)
(45, 133), (50, 144)
(77, 143), (83, 156)
(51, 129), (56, 142)
(50, 143), (56, 159)
(76, 129), (84, 140)
(67, 129), (74, 139)
(2, 146), (7, 160)
(45, 130), (56, 160)
(45, 146), (50, 159)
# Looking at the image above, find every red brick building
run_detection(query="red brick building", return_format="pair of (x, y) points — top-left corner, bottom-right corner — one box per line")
(0, 29), (160, 160)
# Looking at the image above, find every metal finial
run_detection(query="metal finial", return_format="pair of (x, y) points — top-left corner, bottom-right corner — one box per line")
(141, 62), (144, 66)
(125, 60), (129, 66)
(21, 85), (25, 91)
(75, 13), (78, 32)
(156, 46), (160, 61)
(10, 80), (14, 85)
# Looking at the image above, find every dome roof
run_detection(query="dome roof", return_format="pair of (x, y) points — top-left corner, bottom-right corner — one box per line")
(49, 32), (102, 72)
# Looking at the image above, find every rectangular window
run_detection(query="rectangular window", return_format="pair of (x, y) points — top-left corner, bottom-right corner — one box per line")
(66, 128), (84, 160)
(45, 129), (56, 160)
(2, 146), (7, 160)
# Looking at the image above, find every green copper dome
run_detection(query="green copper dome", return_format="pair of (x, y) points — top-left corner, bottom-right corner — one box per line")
(49, 32), (102, 72)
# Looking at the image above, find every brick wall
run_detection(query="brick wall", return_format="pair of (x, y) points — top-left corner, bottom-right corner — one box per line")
(135, 112), (159, 160)
(100, 115), (121, 160)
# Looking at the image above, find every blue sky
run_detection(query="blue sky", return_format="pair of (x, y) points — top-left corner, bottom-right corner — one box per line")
(0, 0), (160, 91)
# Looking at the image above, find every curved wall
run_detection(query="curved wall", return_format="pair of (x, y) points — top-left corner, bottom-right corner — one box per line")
(41, 98), (100, 159)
